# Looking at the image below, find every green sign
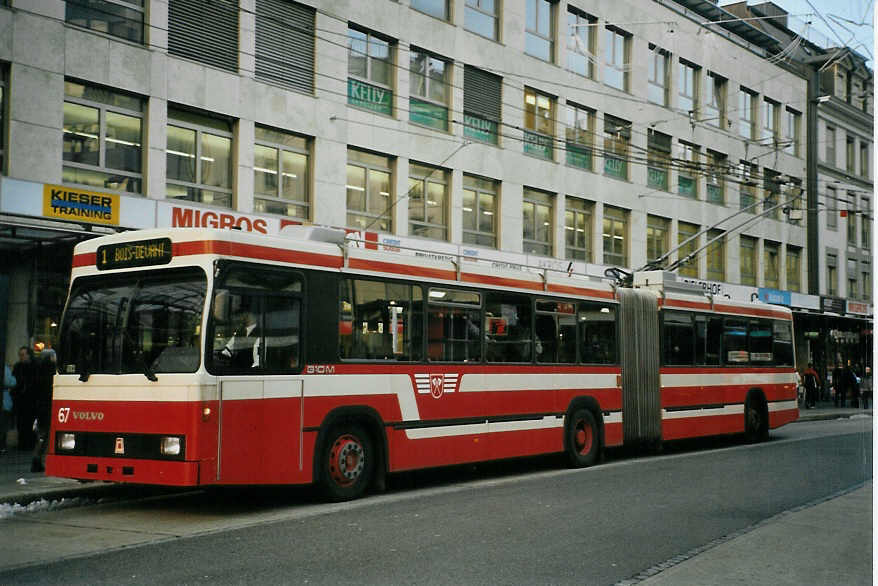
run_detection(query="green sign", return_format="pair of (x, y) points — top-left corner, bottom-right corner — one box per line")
(604, 156), (626, 179)
(678, 175), (696, 197)
(566, 143), (592, 170)
(524, 130), (553, 160)
(409, 98), (448, 131)
(463, 114), (498, 144)
(348, 78), (392, 115)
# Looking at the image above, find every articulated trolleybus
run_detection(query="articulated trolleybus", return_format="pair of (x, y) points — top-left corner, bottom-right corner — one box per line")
(47, 227), (798, 500)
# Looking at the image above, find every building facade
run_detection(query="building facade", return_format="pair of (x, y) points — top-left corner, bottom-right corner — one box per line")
(0, 0), (854, 369)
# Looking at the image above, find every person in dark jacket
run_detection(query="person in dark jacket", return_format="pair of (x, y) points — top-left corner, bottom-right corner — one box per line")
(802, 363), (821, 409)
(847, 362), (861, 408)
(12, 346), (37, 451)
(31, 349), (56, 472)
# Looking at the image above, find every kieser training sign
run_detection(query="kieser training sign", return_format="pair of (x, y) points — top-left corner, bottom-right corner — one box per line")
(42, 185), (120, 225)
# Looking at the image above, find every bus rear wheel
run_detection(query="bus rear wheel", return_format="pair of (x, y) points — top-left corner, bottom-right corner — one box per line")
(566, 408), (600, 468)
(745, 397), (769, 443)
(320, 424), (374, 501)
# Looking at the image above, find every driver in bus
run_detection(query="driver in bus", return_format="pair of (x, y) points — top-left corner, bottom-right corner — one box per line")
(219, 309), (261, 368)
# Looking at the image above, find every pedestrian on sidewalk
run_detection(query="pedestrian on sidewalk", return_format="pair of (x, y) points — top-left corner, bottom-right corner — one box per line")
(861, 366), (872, 410)
(31, 349), (56, 473)
(847, 362), (861, 409)
(12, 346), (37, 451)
(832, 363), (847, 407)
(802, 363), (820, 409)
(0, 363), (16, 455)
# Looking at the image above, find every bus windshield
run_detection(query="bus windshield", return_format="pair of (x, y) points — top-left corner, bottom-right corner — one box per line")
(59, 267), (207, 376)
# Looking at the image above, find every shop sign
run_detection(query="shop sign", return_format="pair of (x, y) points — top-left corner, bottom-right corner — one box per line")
(463, 114), (498, 144)
(790, 292), (820, 310)
(347, 79), (392, 116)
(758, 287), (791, 306)
(821, 296), (846, 315)
(804, 331), (820, 338)
(846, 300), (872, 316)
(158, 203), (279, 234)
(410, 98), (448, 131)
(42, 184), (119, 225)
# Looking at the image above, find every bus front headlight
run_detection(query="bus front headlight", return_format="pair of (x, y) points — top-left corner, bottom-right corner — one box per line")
(57, 433), (76, 451)
(160, 436), (182, 456)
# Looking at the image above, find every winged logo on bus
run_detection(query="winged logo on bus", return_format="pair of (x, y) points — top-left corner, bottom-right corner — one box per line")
(414, 373), (459, 399)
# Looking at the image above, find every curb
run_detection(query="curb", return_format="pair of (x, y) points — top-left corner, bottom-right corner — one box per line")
(0, 481), (120, 507)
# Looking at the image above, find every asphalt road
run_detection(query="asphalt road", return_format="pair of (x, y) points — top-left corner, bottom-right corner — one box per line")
(0, 417), (871, 585)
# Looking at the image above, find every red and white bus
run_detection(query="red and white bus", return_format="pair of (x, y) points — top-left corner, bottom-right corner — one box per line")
(47, 227), (798, 500)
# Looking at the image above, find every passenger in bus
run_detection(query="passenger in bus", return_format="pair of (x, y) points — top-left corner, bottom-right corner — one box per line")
(219, 310), (261, 369)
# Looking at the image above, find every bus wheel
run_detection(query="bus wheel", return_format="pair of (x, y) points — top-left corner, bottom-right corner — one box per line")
(745, 397), (768, 443)
(566, 408), (600, 468)
(321, 424), (374, 501)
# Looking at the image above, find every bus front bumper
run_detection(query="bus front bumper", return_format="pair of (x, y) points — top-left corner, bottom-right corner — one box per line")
(46, 455), (201, 486)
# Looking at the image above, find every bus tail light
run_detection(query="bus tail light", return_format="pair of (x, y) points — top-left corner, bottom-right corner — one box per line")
(160, 436), (182, 456)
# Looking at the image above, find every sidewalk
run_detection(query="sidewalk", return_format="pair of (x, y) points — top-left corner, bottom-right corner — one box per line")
(636, 481), (873, 585)
(794, 401), (873, 423)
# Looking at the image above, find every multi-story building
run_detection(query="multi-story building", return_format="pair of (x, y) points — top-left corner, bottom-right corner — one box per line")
(0, 0), (820, 364)
(726, 1), (873, 379)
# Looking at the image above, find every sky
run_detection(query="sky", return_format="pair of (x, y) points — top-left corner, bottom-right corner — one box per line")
(721, 0), (874, 63)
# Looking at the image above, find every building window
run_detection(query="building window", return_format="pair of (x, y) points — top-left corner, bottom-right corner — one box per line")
(525, 0), (555, 62)
(462, 174), (498, 248)
(646, 215), (669, 265)
(764, 241), (779, 289)
(465, 0), (499, 40)
(704, 72), (726, 128)
(253, 126), (309, 220)
(763, 169), (781, 221)
(860, 142), (869, 178)
(411, 0), (449, 21)
(786, 246), (801, 292)
(567, 8), (595, 79)
(847, 193), (858, 246)
(826, 253), (838, 296)
(826, 186), (838, 230)
(564, 103), (595, 171)
(647, 130), (670, 191)
(408, 162), (448, 240)
(346, 149), (393, 232)
(846, 135), (857, 174)
(565, 197), (592, 261)
(677, 221), (699, 278)
(825, 125), (836, 166)
(785, 178), (803, 226)
(678, 60), (699, 115)
(409, 49), (450, 131)
(739, 160), (757, 212)
(66, 0), (144, 43)
(255, 0), (315, 94)
(168, 0), (238, 72)
(524, 87), (555, 160)
(706, 230), (725, 282)
(706, 150), (726, 204)
(740, 236), (757, 287)
(762, 98), (778, 144)
(523, 188), (553, 256)
(739, 88), (756, 140)
(862, 263), (872, 300)
(604, 27), (630, 92)
(166, 108), (232, 207)
(63, 80), (143, 195)
(0, 65), (7, 173)
(784, 108), (801, 157)
(847, 257), (858, 298)
(348, 27), (394, 116)
(603, 115), (630, 180)
(862, 197), (871, 249)
(463, 66), (501, 144)
(647, 45), (669, 106)
(602, 206), (627, 266)
(679, 141), (699, 198)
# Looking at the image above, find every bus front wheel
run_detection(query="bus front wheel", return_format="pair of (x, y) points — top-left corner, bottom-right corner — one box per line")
(566, 408), (600, 468)
(320, 424), (374, 501)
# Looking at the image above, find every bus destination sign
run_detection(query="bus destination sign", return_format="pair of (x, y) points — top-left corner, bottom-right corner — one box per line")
(97, 238), (173, 270)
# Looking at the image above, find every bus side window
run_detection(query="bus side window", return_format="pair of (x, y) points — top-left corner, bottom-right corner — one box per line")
(695, 315), (722, 366)
(339, 278), (420, 361)
(749, 319), (773, 363)
(578, 302), (616, 364)
(773, 321), (794, 366)
(427, 288), (481, 363)
(663, 311), (694, 366)
(723, 319), (749, 364)
(484, 293), (532, 363)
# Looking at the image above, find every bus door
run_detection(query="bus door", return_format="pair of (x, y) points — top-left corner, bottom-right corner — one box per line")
(617, 288), (661, 446)
(218, 377), (303, 483)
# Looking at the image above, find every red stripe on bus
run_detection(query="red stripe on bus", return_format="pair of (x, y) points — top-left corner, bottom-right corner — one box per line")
(660, 367), (795, 375)
(662, 298), (791, 320)
(546, 283), (616, 300)
(73, 252), (96, 267)
(461, 272), (544, 291)
(347, 258), (457, 281)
